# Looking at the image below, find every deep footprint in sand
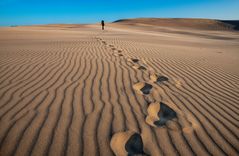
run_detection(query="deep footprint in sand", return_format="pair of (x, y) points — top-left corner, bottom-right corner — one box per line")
(131, 58), (139, 63)
(131, 61), (147, 71)
(150, 73), (168, 83)
(111, 47), (117, 51)
(110, 131), (148, 156)
(138, 66), (147, 71)
(133, 82), (153, 95)
(146, 102), (177, 127)
(131, 64), (146, 70)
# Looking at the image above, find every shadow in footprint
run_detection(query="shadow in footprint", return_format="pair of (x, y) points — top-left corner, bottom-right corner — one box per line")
(111, 47), (116, 50)
(157, 76), (168, 83)
(133, 82), (153, 95)
(140, 83), (153, 95)
(154, 102), (177, 126)
(125, 133), (147, 156)
(146, 102), (177, 128)
(110, 131), (148, 156)
(131, 58), (139, 63)
(150, 74), (168, 83)
(118, 50), (122, 53)
(138, 66), (147, 71)
(118, 54), (123, 57)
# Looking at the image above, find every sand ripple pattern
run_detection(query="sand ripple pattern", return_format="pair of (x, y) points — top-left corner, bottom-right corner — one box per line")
(0, 27), (239, 156)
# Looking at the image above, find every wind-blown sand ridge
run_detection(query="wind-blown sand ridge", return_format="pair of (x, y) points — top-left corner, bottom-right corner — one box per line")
(0, 19), (239, 156)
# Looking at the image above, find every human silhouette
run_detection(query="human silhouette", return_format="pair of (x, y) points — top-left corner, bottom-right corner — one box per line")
(101, 20), (105, 30)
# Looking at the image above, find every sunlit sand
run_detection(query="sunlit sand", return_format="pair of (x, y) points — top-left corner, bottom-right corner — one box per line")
(0, 19), (239, 156)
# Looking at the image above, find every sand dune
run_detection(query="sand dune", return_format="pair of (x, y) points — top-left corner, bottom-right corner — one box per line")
(113, 18), (239, 31)
(0, 22), (239, 156)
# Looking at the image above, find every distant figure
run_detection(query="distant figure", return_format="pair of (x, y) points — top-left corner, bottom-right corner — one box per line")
(101, 20), (105, 30)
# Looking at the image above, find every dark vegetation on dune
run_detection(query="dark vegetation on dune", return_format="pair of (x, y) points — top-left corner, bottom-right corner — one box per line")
(113, 18), (239, 31)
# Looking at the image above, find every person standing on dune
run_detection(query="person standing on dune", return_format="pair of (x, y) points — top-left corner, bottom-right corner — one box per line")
(101, 20), (105, 30)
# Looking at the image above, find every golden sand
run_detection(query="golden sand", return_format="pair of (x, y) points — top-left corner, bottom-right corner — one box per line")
(0, 22), (239, 156)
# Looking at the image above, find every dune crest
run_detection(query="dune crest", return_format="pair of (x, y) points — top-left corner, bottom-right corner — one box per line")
(113, 18), (239, 30)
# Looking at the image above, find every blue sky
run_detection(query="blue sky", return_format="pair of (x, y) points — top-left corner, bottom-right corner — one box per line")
(0, 0), (238, 26)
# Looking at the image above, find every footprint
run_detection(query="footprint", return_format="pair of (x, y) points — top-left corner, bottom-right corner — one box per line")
(145, 102), (160, 127)
(132, 65), (147, 71)
(109, 45), (114, 47)
(150, 73), (168, 83)
(118, 50), (122, 53)
(131, 58), (139, 63)
(111, 47), (117, 51)
(133, 82), (153, 95)
(138, 66), (147, 71)
(110, 131), (148, 156)
(113, 53), (124, 57)
(145, 102), (177, 127)
(102, 41), (107, 45)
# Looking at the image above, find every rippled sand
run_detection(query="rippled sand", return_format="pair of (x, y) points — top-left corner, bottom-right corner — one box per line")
(0, 23), (239, 156)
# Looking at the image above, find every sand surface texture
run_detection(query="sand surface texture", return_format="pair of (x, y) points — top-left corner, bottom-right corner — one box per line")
(0, 24), (239, 156)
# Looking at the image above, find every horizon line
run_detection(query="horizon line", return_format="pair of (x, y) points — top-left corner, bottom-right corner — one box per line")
(1, 17), (239, 27)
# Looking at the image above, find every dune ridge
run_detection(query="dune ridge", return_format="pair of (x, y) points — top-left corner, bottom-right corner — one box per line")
(0, 24), (239, 156)
(113, 18), (239, 31)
